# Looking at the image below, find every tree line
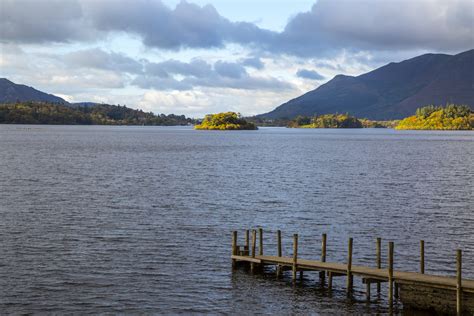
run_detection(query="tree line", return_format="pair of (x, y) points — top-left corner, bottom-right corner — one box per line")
(0, 102), (195, 126)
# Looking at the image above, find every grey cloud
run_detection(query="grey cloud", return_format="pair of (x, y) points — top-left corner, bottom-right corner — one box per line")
(0, 0), (93, 43)
(1, 0), (472, 58)
(134, 58), (292, 91)
(214, 61), (247, 79)
(241, 57), (264, 70)
(296, 69), (325, 80)
(146, 59), (213, 78)
(271, 0), (474, 56)
(82, 0), (274, 50)
(63, 48), (143, 73)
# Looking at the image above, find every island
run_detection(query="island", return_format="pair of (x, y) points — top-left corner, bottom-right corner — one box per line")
(194, 112), (258, 130)
(395, 104), (473, 130)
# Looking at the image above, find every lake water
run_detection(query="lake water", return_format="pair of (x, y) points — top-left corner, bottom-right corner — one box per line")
(0, 125), (473, 314)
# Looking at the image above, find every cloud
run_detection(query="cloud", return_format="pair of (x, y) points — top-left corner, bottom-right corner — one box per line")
(135, 58), (292, 91)
(0, 0), (94, 43)
(145, 59), (213, 78)
(296, 69), (325, 80)
(1, 0), (472, 57)
(272, 0), (474, 56)
(62, 48), (143, 73)
(214, 61), (247, 78)
(241, 57), (264, 70)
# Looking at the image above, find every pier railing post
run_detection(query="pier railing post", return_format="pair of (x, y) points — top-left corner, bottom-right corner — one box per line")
(292, 234), (298, 281)
(232, 231), (237, 268)
(457, 249), (462, 316)
(376, 237), (381, 294)
(276, 230), (282, 277)
(347, 238), (353, 294)
(420, 240), (425, 274)
(259, 228), (263, 256)
(320, 233), (327, 280)
(245, 230), (249, 254)
(251, 230), (257, 272)
(388, 241), (394, 308)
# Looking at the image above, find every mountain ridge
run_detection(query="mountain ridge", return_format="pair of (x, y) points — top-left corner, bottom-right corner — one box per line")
(0, 78), (67, 104)
(260, 49), (474, 120)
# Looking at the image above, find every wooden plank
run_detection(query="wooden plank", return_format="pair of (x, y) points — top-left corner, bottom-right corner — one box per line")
(233, 254), (474, 293)
(231, 255), (261, 264)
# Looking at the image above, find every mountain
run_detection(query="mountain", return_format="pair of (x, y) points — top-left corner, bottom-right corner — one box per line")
(0, 78), (67, 104)
(260, 49), (474, 120)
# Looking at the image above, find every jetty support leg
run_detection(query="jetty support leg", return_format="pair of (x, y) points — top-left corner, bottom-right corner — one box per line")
(251, 229), (257, 272)
(376, 237), (381, 294)
(388, 241), (394, 308)
(292, 234), (298, 281)
(277, 230), (282, 277)
(320, 233), (327, 281)
(347, 238), (353, 294)
(232, 231), (237, 268)
(457, 249), (462, 316)
(259, 228), (263, 256)
(420, 240), (425, 274)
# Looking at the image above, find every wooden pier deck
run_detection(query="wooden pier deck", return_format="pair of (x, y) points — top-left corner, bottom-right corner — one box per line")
(231, 229), (474, 315)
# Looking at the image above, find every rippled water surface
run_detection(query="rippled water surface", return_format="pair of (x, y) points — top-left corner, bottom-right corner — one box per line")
(0, 125), (473, 314)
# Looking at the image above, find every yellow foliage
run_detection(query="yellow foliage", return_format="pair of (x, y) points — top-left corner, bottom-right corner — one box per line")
(194, 112), (257, 130)
(396, 105), (473, 130)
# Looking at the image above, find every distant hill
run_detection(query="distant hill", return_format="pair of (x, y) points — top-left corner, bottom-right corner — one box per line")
(0, 78), (67, 104)
(260, 49), (474, 120)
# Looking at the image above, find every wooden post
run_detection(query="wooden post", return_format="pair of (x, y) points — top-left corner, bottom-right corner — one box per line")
(232, 231), (237, 268)
(457, 249), (462, 316)
(245, 230), (249, 253)
(277, 230), (282, 277)
(420, 240), (425, 274)
(347, 237), (353, 294)
(277, 230), (282, 257)
(366, 282), (371, 301)
(388, 241), (394, 308)
(292, 234), (298, 281)
(320, 233), (327, 280)
(259, 228), (263, 256)
(328, 272), (333, 290)
(376, 237), (381, 294)
(251, 229), (256, 272)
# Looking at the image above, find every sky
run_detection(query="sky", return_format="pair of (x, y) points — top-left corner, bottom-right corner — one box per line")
(0, 0), (473, 117)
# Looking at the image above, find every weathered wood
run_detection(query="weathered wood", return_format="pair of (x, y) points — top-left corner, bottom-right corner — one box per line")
(232, 231), (237, 268)
(376, 237), (381, 294)
(388, 241), (394, 308)
(259, 228), (263, 256)
(420, 240), (425, 274)
(328, 271), (333, 289)
(292, 234), (298, 281)
(245, 230), (249, 251)
(366, 282), (371, 301)
(251, 229), (257, 272)
(457, 249), (462, 316)
(347, 237), (353, 294)
(233, 254), (474, 293)
(277, 230), (282, 277)
(277, 230), (282, 257)
(320, 233), (327, 280)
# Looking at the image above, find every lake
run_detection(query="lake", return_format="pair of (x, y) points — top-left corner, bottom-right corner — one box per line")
(0, 125), (472, 314)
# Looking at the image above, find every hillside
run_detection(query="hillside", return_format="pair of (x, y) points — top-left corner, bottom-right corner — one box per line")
(0, 78), (67, 104)
(260, 49), (474, 120)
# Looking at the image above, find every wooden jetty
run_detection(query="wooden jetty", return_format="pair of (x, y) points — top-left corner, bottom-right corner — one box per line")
(231, 229), (474, 315)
